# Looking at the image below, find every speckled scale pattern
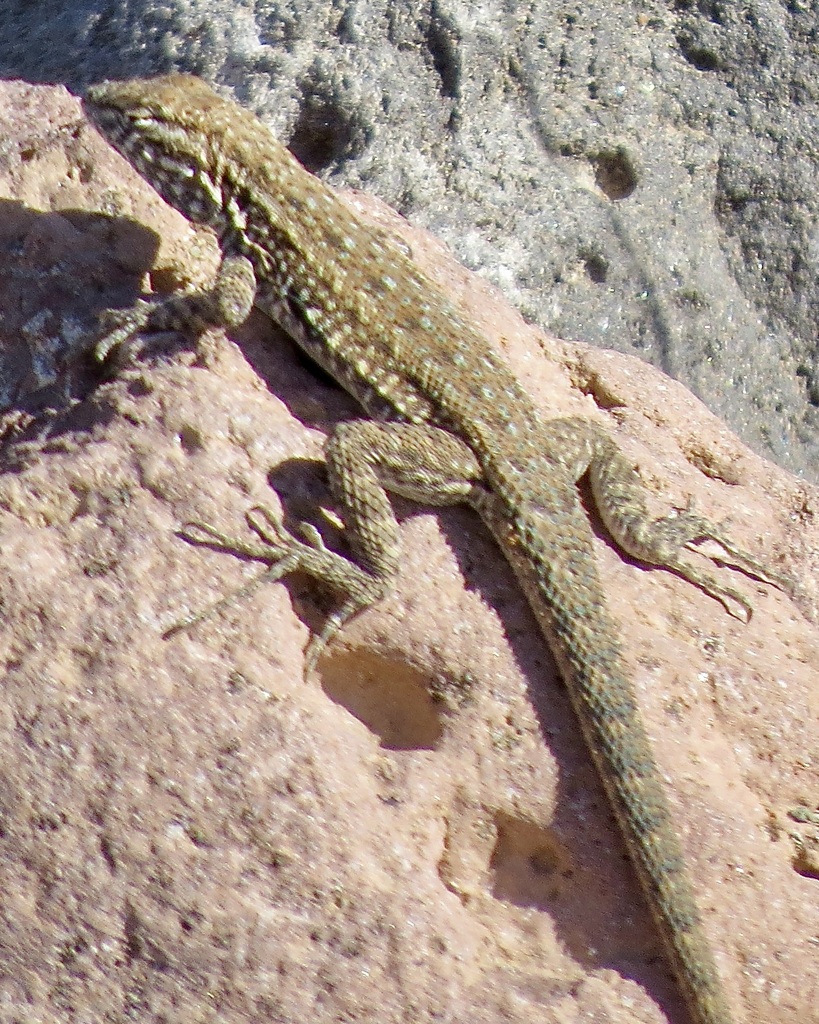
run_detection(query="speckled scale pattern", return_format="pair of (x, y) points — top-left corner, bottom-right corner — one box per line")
(83, 74), (789, 1024)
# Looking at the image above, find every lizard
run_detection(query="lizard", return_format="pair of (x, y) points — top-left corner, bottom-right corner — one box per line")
(82, 73), (792, 1024)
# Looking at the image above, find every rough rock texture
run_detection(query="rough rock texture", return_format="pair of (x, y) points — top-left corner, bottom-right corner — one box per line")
(1, 1), (819, 479)
(1, 80), (819, 1024)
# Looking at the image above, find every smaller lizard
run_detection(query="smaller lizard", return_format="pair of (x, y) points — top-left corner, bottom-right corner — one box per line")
(83, 74), (794, 1024)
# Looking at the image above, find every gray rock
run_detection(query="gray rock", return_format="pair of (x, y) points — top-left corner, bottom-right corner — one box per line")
(1, 0), (817, 476)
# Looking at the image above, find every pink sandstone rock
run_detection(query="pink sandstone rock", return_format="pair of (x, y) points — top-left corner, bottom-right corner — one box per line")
(0, 79), (816, 1024)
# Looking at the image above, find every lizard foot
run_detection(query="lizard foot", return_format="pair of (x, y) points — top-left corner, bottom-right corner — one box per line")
(167, 505), (387, 670)
(644, 500), (795, 622)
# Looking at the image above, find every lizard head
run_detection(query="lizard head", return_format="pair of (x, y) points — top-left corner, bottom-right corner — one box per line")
(83, 74), (284, 234)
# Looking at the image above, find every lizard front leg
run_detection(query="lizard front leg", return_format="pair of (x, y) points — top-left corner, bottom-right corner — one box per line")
(92, 254), (258, 365)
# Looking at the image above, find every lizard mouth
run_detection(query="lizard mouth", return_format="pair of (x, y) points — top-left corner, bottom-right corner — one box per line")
(84, 95), (171, 187)
(83, 91), (138, 161)
(84, 85), (165, 163)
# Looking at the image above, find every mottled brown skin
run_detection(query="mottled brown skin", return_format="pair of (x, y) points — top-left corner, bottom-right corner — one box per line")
(84, 74), (789, 1024)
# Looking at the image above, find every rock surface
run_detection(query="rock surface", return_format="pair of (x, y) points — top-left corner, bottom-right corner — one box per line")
(1, 1), (819, 477)
(0, 79), (818, 1024)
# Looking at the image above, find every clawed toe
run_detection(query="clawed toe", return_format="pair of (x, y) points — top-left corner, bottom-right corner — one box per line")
(91, 300), (157, 365)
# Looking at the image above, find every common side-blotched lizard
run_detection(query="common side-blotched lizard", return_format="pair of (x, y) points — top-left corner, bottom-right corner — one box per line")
(83, 74), (791, 1024)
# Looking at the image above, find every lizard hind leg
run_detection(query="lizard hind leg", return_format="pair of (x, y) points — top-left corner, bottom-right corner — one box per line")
(171, 419), (483, 669)
(586, 432), (793, 621)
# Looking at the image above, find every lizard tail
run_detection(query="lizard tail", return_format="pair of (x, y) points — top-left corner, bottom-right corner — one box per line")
(492, 501), (734, 1024)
